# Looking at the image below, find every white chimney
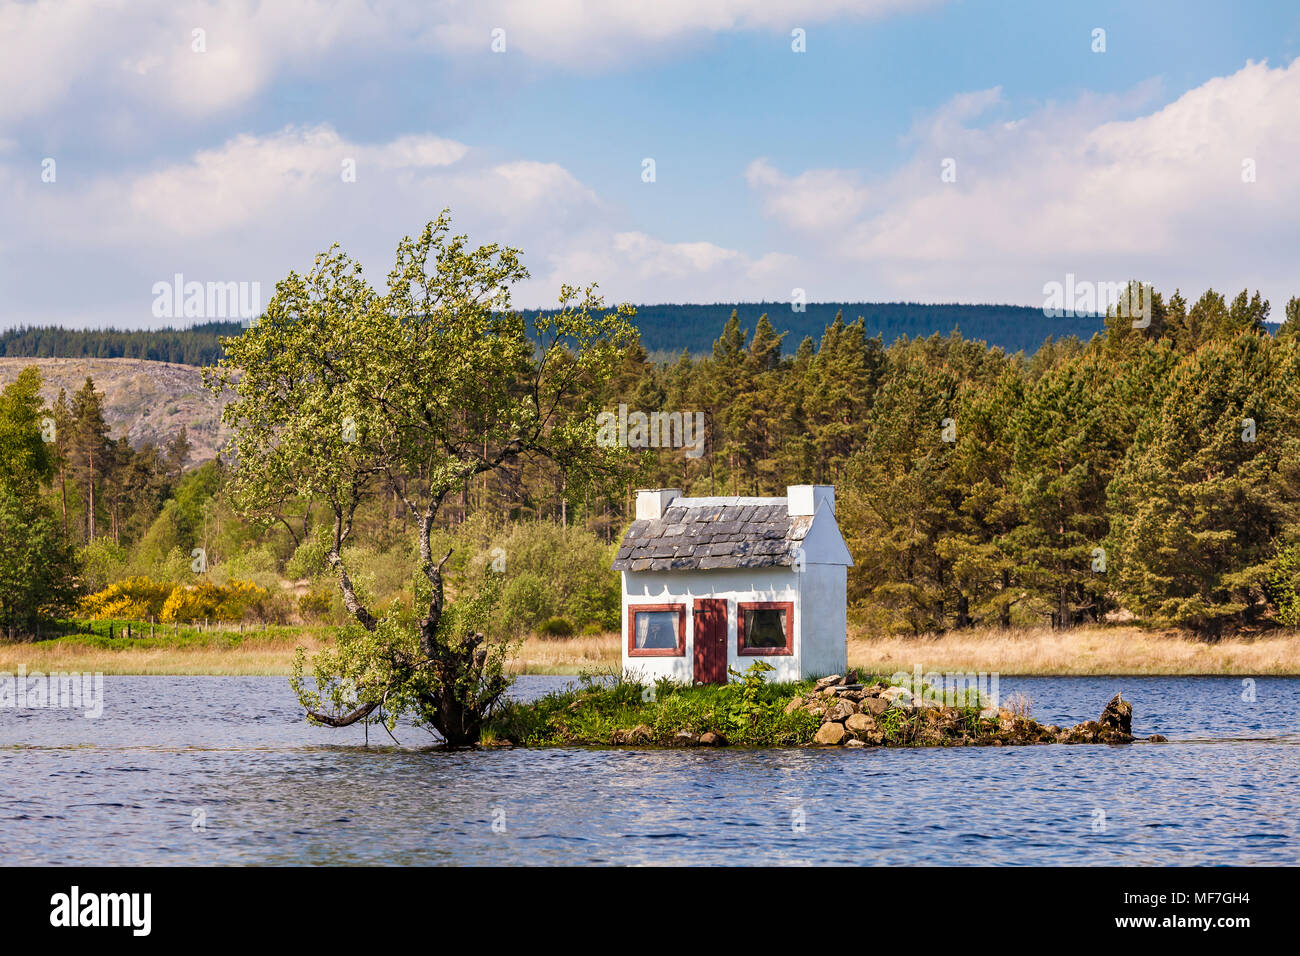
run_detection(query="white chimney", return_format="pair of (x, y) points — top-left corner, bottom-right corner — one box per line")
(787, 485), (834, 517)
(636, 488), (681, 520)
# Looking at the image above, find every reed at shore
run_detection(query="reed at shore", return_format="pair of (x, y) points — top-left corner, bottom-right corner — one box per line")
(0, 629), (619, 677)
(2, 624), (1298, 676)
(847, 625), (1300, 676)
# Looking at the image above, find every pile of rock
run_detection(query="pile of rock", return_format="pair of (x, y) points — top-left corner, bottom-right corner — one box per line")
(1058, 693), (1156, 744)
(596, 678), (1165, 749)
(609, 725), (729, 746)
(786, 676), (893, 747)
(796, 676), (1163, 747)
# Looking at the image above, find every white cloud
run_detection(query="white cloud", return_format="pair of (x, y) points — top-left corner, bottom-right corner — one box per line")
(0, 0), (937, 125)
(8, 7), (1294, 328)
(745, 159), (871, 231)
(430, 0), (936, 64)
(0, 123), (778, 325)
(528, 230), (803, 307)
(745, 59), (1300, 310)
(0, 0), (409, 124)
(4, 126), (469, 246)
(469, 161), (599, 221)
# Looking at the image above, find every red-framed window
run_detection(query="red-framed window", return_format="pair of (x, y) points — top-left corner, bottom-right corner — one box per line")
(737, 601), (794, 656)
(627, 603), (687, 657)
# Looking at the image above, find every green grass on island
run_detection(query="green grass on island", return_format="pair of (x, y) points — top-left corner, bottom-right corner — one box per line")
(486, 665), (825, 747)
(483, 663), (1013, 748)
(483, 661), (1143, 749)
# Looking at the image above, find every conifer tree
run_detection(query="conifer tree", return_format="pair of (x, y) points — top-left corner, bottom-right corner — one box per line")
(1108, 333), (1300, 637)
(841, 360), (963, 632)
(944, 369), (1025, 627)
(1274, 296), (1300, 340)
(67, 377), (111, 542)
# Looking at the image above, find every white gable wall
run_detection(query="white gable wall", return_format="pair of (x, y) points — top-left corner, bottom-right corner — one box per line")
(798, 561), (849, 678)
(798, 506), (854, 567)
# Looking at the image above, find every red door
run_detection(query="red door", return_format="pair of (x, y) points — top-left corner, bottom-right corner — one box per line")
(693, 599), (728, 685)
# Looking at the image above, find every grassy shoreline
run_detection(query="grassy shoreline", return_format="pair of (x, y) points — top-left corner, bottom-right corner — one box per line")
(847, 625), (1300, 676)
(482, 668), (1143, 749)
(0, 627), (620, 676)
(1, 623), (1298, 676)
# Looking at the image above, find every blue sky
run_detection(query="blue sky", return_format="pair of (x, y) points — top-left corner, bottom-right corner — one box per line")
(2, 0), (1299, 327)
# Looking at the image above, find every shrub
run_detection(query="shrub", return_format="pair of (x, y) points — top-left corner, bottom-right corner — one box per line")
(285, 528), (332, 580)
(159, 579), (269, 623)
(538, 616), (575, 637)
(142, 546), (194, 584)
(1267, 543), (1300, 627)
(76, 539), (130, 593)
(342, 545), (414, 612)
(210, 545), (281, 591)
(246, 589), (294, 625)
(472, 521), (619, 635)
(499, 571), (554, 637)
(298, 589), (335, 622)
(570, 577), (620, 632)
(79, 576), (174, 620)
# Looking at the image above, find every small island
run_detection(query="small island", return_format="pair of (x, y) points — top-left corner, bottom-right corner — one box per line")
(484, 664), (1164, 749)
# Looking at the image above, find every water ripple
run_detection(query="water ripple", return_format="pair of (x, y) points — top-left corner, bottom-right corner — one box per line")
(0, 675), (1298, 864)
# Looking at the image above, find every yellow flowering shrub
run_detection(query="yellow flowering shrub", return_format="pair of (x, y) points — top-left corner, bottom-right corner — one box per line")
(78, 576), (174, 620)
(81, 576), (270, 623)
(159, 579), (269, 623)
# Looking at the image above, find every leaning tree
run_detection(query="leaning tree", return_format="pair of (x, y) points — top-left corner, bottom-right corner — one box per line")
(206, 213), (636, 745)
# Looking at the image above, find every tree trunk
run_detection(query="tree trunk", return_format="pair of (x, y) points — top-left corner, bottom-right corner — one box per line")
(999, 569), (1012, 628)
(86, 450), (96, 541)
(58, 461), (67, 536)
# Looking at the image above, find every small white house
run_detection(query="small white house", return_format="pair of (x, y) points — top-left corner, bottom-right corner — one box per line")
(612, 485), (854, 685)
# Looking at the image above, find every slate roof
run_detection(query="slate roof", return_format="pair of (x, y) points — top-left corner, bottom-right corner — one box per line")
(612, 496), (814, 572)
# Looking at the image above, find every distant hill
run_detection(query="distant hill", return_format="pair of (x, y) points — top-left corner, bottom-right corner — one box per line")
(539, 302), (1105, 360)
(0, 304), (1101, 368)
(0, 303), (1101, 467)
(0, 358), (229, 466)
(0, 321), (242, 366)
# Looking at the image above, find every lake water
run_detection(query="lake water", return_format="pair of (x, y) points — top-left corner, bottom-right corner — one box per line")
(1, 675), (1297, 865)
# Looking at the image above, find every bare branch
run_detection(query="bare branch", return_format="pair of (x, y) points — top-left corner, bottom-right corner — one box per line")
(307, 700), (378, 727)
(328, 549), (378, 631)
(274, 513), (303, 548)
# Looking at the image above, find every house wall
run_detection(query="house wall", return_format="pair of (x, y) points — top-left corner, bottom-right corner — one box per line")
(622, 566), (846, 683)
(798, 562), (849, 678)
